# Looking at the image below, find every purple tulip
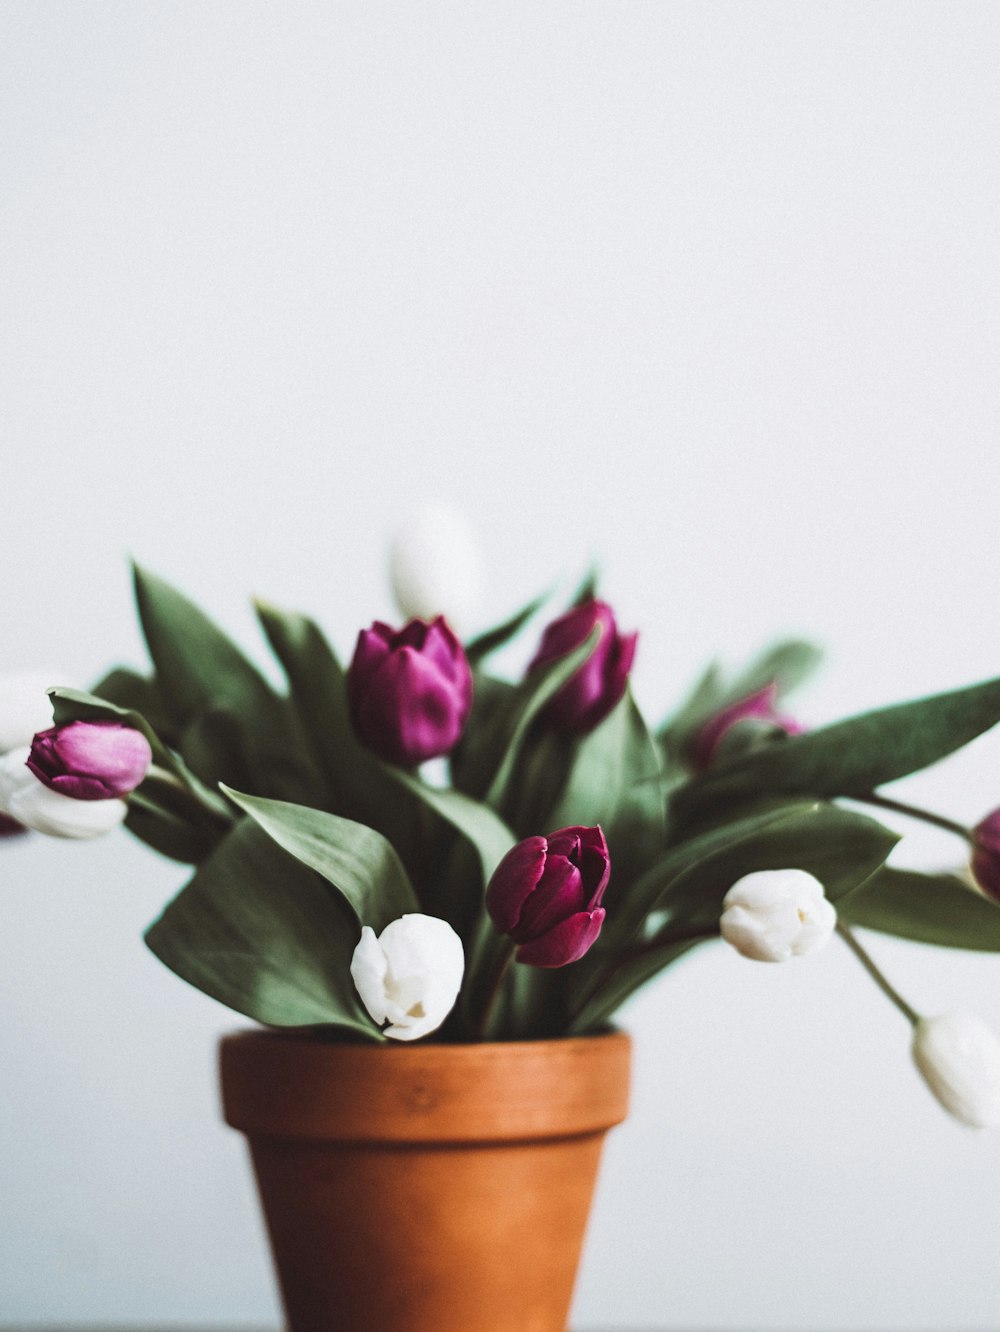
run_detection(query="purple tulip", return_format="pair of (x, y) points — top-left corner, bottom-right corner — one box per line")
(486, 824), (609, 967)
(528, 599), (637, 735)
(690, 682), (802, 770)
(347, 616), (473, 766)
(27, 721), (153, 800)
(971, 809), (1000, 902)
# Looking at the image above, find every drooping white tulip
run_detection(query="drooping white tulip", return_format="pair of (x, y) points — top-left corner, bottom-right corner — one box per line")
(350, 913), (465, 1041)
(0, 670), (76, 754)
(388, 504), (483, 628)
(0, 748), (127, 839)
(720, 868), (836, 962)
(912, 1011), (1000, 1128)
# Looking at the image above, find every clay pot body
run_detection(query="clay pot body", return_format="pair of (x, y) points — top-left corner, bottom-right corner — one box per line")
(220, 1028), (631, 1332)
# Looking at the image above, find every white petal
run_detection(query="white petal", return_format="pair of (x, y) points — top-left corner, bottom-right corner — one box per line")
(720, 868), (835, 962)
(351, 914), (465, 1041)
(0, 749), (126, 838)
(350, 926), (390, 1026)
(913, 1012), (1000, 1128)
(389, 504), (483, 628)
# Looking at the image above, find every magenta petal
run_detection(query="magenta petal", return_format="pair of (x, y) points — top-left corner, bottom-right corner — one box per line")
(516, 856), (586, 940)
(690, 682), (801, 770)
(27, 721), (152, 800)
(486, 836), (548, 932)
(515, 909), (606, 968)
(529, 600), (636, 736)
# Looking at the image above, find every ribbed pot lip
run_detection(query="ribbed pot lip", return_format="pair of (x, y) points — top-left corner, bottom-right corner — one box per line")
(220, 1026), (631, 1145)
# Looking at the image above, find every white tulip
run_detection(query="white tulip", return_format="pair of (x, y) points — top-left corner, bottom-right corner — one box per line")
(720, 868), (836, 962)
(0, 748), (127, 839)
(350, 913), (465, 1041)
(912, 1012), (1000, 1128)
(0, 670), (76, 754)
(389, 503), (483, 628)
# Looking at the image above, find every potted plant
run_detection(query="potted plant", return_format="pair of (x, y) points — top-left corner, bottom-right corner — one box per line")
(5, 531), (1000, 1331)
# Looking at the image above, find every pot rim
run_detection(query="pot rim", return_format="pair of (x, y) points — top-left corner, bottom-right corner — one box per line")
(220, 1024), (631, 1145)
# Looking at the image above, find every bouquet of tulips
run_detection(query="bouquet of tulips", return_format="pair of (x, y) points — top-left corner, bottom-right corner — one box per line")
(6, 527), (1000, 1129)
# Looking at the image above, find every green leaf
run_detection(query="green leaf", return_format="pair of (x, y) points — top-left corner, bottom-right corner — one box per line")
(145, 819), (380, 1037)
(730, 638), (823, 701)
(566, 939), (704, 1035)
(254, 601), (429, 878)
(222, 787), (419, 931)
(133, 564), (273, 729)
(125, 788), (217, 864)
(132, 567), (318, 800)
(386, 769), (515, 886)
(840, 867), (1000, 951)
(546, 685), (666, 891)
(610, 802), (899, 947)
(484, 628), (601, 807)
(49, 687), (232, 822)
(465, 591), (549, 666)
(88, 668), (174, 740)
(674, 675), (1000, 814)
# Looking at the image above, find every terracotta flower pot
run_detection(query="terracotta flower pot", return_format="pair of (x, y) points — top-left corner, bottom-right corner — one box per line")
(220, 1027), (631, 1332)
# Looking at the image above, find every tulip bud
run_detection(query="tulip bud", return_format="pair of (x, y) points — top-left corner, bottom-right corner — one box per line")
(486, 825), (609, 967)
(0, 670), (76, 754)
(0, 748), (127, 839)
(347, 616), (473, 766)
(389, 503), (484, 628)
(720, 868), (836, 962)
(970, 809), (1000, 902)
(912, 1012), (1000, 1128)
(350, 913), (465, 1041)
(528, 599), (637, 736)
(691, 683), (802, 770)
(27, 721), (153, 800)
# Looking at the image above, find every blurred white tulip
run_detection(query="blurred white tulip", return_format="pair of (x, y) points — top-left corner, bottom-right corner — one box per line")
(912, 1011), (1000, 1128)
(389, 503), (483, 628)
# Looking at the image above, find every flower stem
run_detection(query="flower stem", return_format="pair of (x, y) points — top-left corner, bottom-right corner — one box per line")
(855, 791), (973, 844)
(475, 941), (515, 1041)
(837, 921), (921, 1026)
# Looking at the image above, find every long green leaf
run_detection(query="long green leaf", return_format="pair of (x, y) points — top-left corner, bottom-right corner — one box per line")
(132, 567), (319, 801)
(222, 788), (419, 931)
(386, 769), (515, 885)
(465, 590), (549, 666)
(145, 820), (380, 1037)
(840, 866), (1000, 950)
(546, 685), (665, 891)
(674, 675), (1000, 814)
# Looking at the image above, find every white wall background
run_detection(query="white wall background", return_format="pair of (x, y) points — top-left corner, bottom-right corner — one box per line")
(3, 2), (1000, 1327)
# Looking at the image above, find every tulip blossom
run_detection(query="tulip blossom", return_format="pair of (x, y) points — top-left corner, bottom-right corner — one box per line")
(389, 503), (483, 628)
(0, 748), (127, 839)
(347, 616), (473, 766)
(528, 599), (637, 736)
(0, 670), (75, 754)
(970, 808), (1000, 902)
(486, 825), (609, 967)
(912, 1012), (1000, 1128)
(350, 914), (465, 1041)
(28, 721), (152, 800)
(691, 682), (802, 770)
(720, 868), (836, 962)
